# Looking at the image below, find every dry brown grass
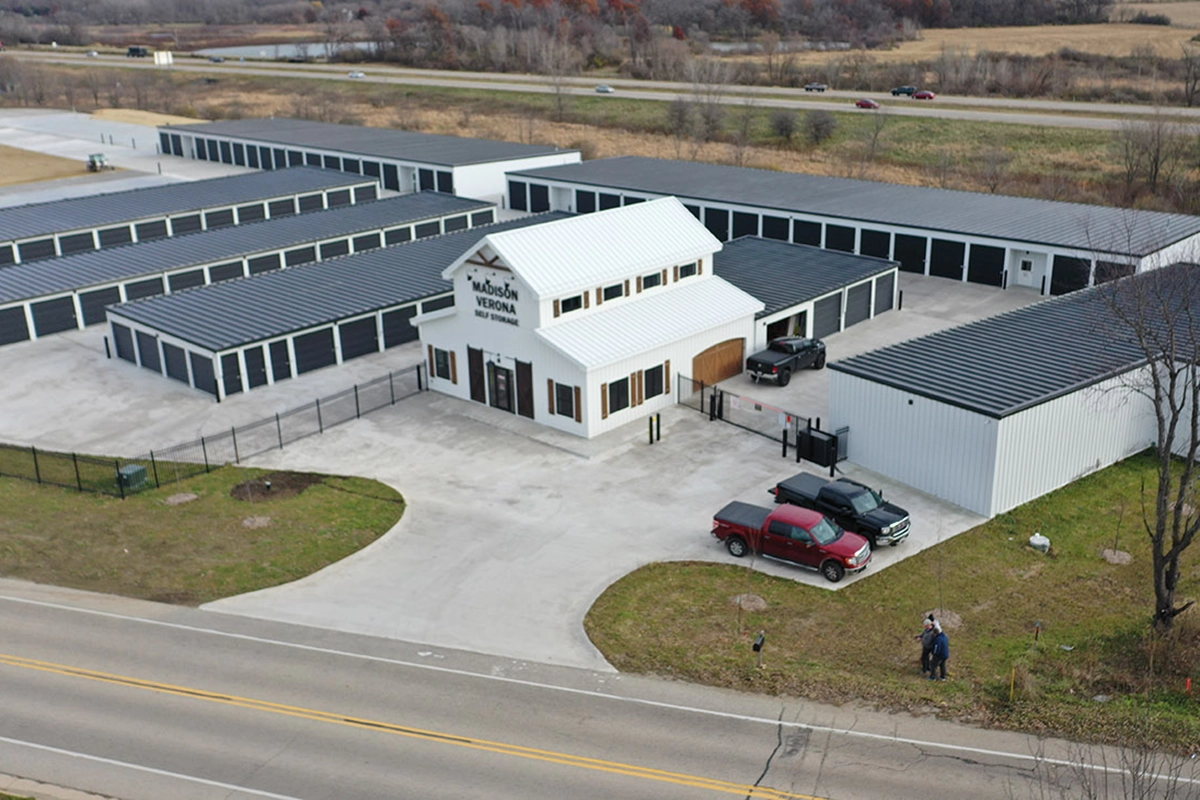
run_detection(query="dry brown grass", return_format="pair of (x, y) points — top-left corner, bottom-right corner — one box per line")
(0, 144), (99, 187)
(1121, 1), (1200, 27)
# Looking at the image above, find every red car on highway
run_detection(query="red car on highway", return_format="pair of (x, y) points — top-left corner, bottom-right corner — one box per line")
(855, 98), (880, 109)
(913, 90), (937, 100)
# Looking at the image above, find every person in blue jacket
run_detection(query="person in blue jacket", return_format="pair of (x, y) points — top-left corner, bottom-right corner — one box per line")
(928, 625), (949, 681)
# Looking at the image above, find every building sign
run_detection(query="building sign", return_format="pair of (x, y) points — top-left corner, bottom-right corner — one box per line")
(466, 267), (520, 327)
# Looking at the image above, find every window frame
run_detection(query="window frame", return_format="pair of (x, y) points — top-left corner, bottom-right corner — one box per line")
(679, 262), (698, 279)
(555, 382), (575, 418)
(560, 294), (584, 314)
(645, 364), (664, 399)
(641, 271), (662, 290)
(434, 348), (452, 380)
(602, 283), (624, 302)
(608, 378), (630, 414)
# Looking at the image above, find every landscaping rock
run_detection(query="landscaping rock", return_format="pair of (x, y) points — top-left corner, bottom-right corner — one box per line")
(731, 593), (768, 612)
(164, 492), (199, 506)
(1102, 548), (1133, 565)
(242, 515), (272, 529)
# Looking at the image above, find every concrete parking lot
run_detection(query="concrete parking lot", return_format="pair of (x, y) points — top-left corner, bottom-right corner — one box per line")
(0, 110), (1045, 671)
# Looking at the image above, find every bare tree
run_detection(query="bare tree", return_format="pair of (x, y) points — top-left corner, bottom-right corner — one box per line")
(539, 34), (579, 124)
(1096, 262), (1200, 633)
(666, 97), (697, 159)
(729, 98), (756, 167)
(769, 108), (796, 143)
(1112, 114), (1192, 199)
(689, 58), (729, 143)
(979, 147), (1014, 193)
(803, 109), (837, 146)
(1183, 45), (1200, 108)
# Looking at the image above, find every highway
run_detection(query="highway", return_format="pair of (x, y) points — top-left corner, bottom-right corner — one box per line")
(0, 580), (1193, 800)
(9, 50), (1200, 131)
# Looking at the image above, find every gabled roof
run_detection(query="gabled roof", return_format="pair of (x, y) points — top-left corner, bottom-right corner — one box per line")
(536, 277), (762, 369)
(0, 193), (491, 304)
(444, 197), (721, 296)
(162, 118), (576, 167)
(108, 213), (569, 352)
(0, 167), (369, 243)
(714, 236), (897, 318)
(829, 266), (1200, 418)
(510, 156), (1200, 258)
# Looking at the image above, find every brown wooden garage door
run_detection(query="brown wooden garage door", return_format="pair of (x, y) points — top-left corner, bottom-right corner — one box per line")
(692, 338), (745, 385)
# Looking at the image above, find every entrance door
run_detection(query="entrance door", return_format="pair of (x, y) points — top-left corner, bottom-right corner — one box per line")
(1016, 258), (1035, 288)
(515, 360), (534, 419)
(468, 347), (486, 403)
(692, 338), (745, 385)
(488, 362), (515, 413)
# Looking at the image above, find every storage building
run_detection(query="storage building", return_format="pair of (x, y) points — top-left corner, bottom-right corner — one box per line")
(0, 167), (376, 266)
(159, 118), (580, 206)
(826, 271), (1190, 517)
(713, 236), (899, 348)
(105, 214), (568, 399)
(0, 194), (493, 347)
(415, 198), (763, 438)
(507, 156), (1200, 296)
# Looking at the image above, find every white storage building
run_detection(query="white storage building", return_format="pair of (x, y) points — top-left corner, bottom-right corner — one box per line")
(414, 198), (763, 438)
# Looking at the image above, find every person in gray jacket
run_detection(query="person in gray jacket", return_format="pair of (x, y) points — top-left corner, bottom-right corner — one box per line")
(915, 615), (937, 675)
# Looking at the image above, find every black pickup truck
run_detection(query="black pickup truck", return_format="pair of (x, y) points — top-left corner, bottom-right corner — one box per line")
(770, 472), (910, 549)
(745, 337), (826, 386)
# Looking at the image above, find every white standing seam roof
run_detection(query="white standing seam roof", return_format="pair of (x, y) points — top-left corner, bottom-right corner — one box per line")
(444, 197), (721, 296)
(535, 277), (762, 370)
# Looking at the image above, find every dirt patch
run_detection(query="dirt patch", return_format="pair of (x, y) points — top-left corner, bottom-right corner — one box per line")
(230, 471), (324, 502)
(242, 515), (272, 529)
(925, 608), (963, 630)
(92, 108), (203, 126)
(0, 144), (95, 188)
(1102, 548), (1133, 565)
(731, 593), (768, 612)
(164, 492), (199, 506)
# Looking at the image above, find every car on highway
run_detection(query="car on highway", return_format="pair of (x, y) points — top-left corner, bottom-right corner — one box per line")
(855, 98), (880, 109)
(85, 50), (98, 57)
(913, 90), (937, 100)
(804, 82), (828, 92)
(209, 55), (225, 63)
(595, 85), (615, 93)
(891, 85), (917, 96)
(348, 70), (366, 79)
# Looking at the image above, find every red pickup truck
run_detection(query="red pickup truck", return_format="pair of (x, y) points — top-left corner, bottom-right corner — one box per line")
(712, 501), (871, 583)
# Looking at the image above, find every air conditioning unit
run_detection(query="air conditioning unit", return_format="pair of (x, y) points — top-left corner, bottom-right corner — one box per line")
(117, 464), (148, 491)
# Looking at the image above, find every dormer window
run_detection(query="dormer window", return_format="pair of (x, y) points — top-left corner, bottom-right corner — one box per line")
(603, 283), (624, 301)
(641, 271), (662, 290)
(679, 262), (698, 279)
(561, 294), (584, 314)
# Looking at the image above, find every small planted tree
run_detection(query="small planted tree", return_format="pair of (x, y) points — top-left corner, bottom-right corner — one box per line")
(804, 109), (837, 146)
(769, 108), (796, 143)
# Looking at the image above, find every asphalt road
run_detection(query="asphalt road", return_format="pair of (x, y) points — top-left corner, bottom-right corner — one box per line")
(2, 580), (1196, 800)
(11, 50), (1200, 131)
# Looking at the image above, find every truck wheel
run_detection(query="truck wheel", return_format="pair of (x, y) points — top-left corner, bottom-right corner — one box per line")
(776, 368), (791, 387)
(726, 536), (749, 558)
(821, 560), (845, 583)
(814, 353), (826, 369)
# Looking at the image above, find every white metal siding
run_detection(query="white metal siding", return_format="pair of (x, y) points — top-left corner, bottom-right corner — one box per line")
(830, 372), (999, 516)
(993, 370), (1157, 515)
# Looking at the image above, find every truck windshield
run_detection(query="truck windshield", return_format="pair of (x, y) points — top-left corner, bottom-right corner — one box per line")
(809, 517), (841, 545)
(849, 490), (882, 515)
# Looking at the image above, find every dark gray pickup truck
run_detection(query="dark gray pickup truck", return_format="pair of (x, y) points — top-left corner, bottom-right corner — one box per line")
(771, 472), (910, 549)
(745, 337), (826, 386)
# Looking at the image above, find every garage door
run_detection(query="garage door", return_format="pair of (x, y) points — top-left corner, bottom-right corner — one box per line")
(813, 294), (842, 338)
(893, 234), (926, 274)
(692, 338), (745, 385)
(874, 273), (895, 314)
(844, 283), (872, 327)
(967, 245), (1005, 286)
(32, 297), (78, 337)
(860, 229), (890, 258)
(929, 239), (965, 280)
(1051, 256), (1090, 296)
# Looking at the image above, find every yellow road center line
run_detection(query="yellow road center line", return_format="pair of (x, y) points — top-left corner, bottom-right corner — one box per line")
(0, 654), (823, 799)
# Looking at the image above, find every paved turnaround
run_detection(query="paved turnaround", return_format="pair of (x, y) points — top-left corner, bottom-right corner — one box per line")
(3, 579), (1189, 800)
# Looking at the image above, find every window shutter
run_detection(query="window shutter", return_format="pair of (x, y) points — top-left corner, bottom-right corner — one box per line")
(631, 373), (638, 407)
(600, 383), (608, 419)
(637, 370), (644, 405)
(427, 345), (434, 376)
(697, 260), (703, 275)
(574, 386), (581, 423)
(449, 350), (457, 384)
(661, 269), (667, 285)
(624, 279), (630, 296)
(664, 360), (671, 394)
(636, 276), (643, 293)
(584, 292), (590, 309)
(547, 379), (555, 415)
(673, 265), (679, 282)
(553, 299), (561, 317)
(596, 287), (603, 306)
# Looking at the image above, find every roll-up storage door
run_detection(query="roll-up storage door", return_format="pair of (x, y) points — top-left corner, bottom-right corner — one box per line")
(112, 323), (135, 362)
(967, 245), (1005, 286)
(382, 306), (418, 347)
(136, 331), (160, 373)
(79, 287), (121, 326)
(163, 343), (189, 383)
(874, 273), (895, 314)
(32, 297), (78, 337)
(190, 352), (216, 395)
(269, 341), (291, 381)
(894, 234), (926, 274)
(825, 225), (855, 253)
(293, 329), (336, 374)
(0, 307), (30, 345)
(221, 353), (242, 396)
(339, 317), (378, 361)
(244, 346), (268, 388)
(844, 283), (872, 327)
(929, 239), (965, 280)
(1050, 256), (1090, 295)
(812, 294), (842, 338)
(860, 229), (890, 258)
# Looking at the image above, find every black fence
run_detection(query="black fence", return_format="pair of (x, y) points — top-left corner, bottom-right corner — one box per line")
(1, 364), (426, 499)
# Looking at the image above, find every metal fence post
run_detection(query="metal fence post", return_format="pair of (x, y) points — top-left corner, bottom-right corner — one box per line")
(72, 452), (82, 492)
(648, 417), (654, 445)
(231, 427), (240, 464)
(390, 372), (396, 404)
(718, 390), (725, 420)
(115, 459), (125, 499)
(276, 413), (283, 449)
(354, 385), (361, 419)
(656, 413), (661, 442)
(31, 446), (41, 484)
(416, 364), (423, 392)
(781, 429), (788, 458)
(150, 451), (160, 488)
(316, 399), (324, 433)
(201, 436), (210, 472)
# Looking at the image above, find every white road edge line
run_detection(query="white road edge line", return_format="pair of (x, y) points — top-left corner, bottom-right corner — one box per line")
(0, 734), (303, 799)
(3, 593), (1196, 785)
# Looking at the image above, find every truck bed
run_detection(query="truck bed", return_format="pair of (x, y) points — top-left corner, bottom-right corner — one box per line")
(714, 501), (771, 531)
(774, 472), (827, 503)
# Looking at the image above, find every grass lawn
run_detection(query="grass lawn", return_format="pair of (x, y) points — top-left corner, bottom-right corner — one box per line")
(0, 464), (403, 605)
(586, 451), (1200, 752)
